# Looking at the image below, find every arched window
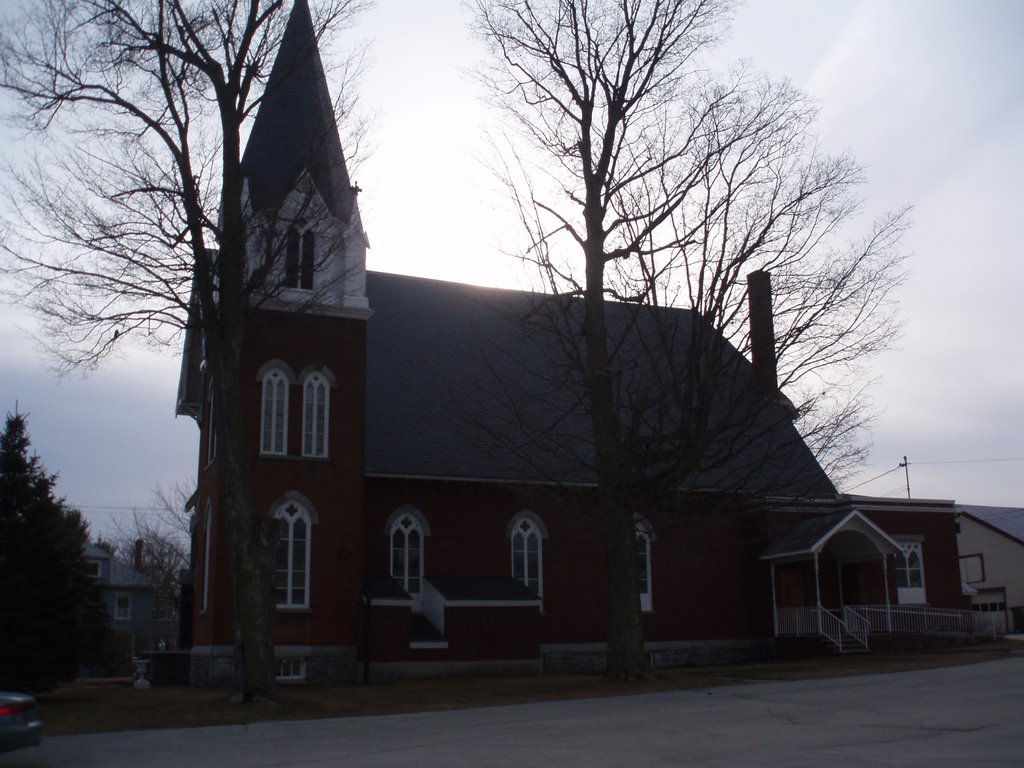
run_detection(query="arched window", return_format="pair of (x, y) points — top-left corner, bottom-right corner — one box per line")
(896, 540), (926, 604)
(285, 227), (300, 288)
(205, 380), (216, 465)
(302, 371), (329, 458)
(274, 502), (311, 609)
(635, 517), (654, 613)
(261, 368), (289, 455)
(284, 227), (314, 290)
(301, 230), (315, 290)
(202, 502), (212, 613)
(390, 511), (425, 596)
(509, 513), (546, 596)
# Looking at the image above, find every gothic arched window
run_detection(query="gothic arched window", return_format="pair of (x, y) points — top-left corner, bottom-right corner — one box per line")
(285, 227), (315, 290)
(510, 514), (544, 596)
(261, 368), (289, 455)
(635, 517), (654, 612)
(390, 511), (425, 596)
(274, 502), (312, 609)
(302, 371), (329, 458)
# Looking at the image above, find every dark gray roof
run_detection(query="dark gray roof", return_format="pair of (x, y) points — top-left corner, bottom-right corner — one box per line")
(107, 560), (153, 589)
(241, 0), (354, 221)
(426, 576), (541, 603)
(760, 509), (902, 561)
(959, 505), (1024, 546)
(364, 271), (835, 499)
(761, 512), (847, 559)
(85, 544), (153, 588)
(364, 575), (411, 601)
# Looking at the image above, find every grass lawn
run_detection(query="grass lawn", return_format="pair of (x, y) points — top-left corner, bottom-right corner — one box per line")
(36, 640), (1021, 736)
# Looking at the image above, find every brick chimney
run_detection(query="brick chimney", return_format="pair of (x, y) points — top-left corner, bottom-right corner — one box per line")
(746, 270), (778, 398)
(134, 538), (144, 571)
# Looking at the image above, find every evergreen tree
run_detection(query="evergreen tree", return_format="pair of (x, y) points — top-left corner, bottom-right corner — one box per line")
(0, 412), (109, 691)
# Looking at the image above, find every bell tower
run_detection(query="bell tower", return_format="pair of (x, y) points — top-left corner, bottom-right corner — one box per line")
(242, 0), (369, 314)
(186, 0), (370, 686)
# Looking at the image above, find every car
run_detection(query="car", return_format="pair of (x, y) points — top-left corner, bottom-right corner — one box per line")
(0, 692), (43, 753)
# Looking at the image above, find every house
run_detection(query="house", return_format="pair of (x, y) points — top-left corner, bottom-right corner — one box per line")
(957, 505), (1024, 633)
(175, 0), (982, 685)
(84, 543), (177, 673)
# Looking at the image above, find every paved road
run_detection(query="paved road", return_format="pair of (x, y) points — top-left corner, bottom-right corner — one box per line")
(4, 657), (1023, 767)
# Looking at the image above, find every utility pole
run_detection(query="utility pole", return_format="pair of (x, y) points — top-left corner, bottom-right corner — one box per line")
(898, 456), (911, 498)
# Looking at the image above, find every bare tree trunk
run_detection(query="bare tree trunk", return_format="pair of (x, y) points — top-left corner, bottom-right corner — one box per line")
(602, 502), (648, 680)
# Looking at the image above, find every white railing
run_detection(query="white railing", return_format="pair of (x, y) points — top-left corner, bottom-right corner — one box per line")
(841, 606), (870, 650)
(776, 606), (868, 651)
(776, 606), (819, 636)
(819, 609), (844, 651)
(776, 604), (1000, 640)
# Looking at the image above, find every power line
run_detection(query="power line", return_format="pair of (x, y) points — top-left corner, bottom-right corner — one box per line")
(908, 457), (1024, 466)
(845, 464), (902, 492)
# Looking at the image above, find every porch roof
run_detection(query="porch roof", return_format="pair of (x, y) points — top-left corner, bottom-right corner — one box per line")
(760, 509), (903, 564)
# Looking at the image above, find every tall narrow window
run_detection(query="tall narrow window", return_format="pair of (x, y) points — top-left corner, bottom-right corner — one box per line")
(202, 503), (212, 613)
(275, 502), (311, 609)
(896, 541), (926, 604)
(205, 381), (216, 464)
(300, 230), (315, 290)
(302, 372), (329, 457)
(511, 517), (543, 596)
(285, 227), (300, 288)
(261, 369), (288, 455)
(635, 520), (653, 612)
(390, 513), (424, 596)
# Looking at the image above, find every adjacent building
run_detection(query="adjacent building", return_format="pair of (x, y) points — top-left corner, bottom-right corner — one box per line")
(957, 505), (1024, 633)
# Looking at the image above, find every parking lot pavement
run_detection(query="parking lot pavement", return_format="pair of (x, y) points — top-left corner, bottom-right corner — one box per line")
(3, 656), (1023, 767)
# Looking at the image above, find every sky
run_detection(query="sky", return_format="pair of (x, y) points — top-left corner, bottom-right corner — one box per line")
(1, 0), (1022, 538)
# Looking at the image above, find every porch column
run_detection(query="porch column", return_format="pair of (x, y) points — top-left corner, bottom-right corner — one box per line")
(814, 552), (822, 635)
(770, 562), (778, 636)
(882, 553), (892, 632)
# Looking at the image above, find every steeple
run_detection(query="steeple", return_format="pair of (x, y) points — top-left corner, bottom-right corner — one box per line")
(242, 0), (355, 223)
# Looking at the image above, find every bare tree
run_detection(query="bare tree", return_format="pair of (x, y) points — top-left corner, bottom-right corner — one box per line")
(109, 483), (193, 625)
(0, 0), (370, 699)
(472, 0), (907, 679)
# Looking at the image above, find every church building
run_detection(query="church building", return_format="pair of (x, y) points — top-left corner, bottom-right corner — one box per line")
(176, 0), (977, 686)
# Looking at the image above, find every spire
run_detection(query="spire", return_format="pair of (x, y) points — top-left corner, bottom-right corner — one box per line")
(242, 0), (354, 222)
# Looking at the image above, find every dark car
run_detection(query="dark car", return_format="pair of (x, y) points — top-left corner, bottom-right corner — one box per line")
(0, 692), (43, 753)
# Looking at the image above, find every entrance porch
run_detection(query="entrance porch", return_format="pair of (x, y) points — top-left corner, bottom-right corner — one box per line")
(762, 510), (998, 652)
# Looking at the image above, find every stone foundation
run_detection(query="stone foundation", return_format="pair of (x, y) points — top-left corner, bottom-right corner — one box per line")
(189, 645), (358, 687)
(541, 638), (775, 674)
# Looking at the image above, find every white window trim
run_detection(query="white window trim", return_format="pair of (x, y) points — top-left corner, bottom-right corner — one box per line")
(276, 656), (306, 681)
(205, 380), (217, 465)
(284, 226), (316, 292)
(509, 513), (544, 598)
(115, 593), (132, 621)
(261, 369), (289, 456)
(275, 502), (312, 609)
(389, 510), (426, 605)
(302, 372), (329, 458)
(895, 540), (927, 604)
(635, 516), (655, 613)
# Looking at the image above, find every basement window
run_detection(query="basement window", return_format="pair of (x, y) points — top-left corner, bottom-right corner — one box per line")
(276, 657), (305, 681)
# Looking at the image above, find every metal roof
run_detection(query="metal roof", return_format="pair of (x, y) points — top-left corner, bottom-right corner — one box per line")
(363, 271), (835, 498)
(241, 0), (355, 221)
(959, 504), (1024, 547)
(760, 509), (903, 563)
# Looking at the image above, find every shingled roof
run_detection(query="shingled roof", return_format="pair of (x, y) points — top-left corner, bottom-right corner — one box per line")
(241, 0), (354, 221)
(363, 271), (836, 499)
